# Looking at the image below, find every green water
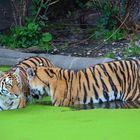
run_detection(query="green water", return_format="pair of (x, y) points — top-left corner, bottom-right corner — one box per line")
(0, 66), (140, 140)
(0, 105), (140, 140)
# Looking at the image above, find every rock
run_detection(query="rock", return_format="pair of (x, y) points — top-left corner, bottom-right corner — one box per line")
(112, 42), (117, 45)
(135, 40), (140, 47)
(0, 48), (113, 70)
(87, 50), (92, 55)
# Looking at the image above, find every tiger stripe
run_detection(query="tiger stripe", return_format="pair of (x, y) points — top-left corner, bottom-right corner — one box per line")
(0, 56), (55, 110)
(27, 59), (140, 106)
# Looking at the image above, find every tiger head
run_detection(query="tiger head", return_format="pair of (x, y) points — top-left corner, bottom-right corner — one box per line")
(27, 67), (58, 99)
(0, 68), (22, 99)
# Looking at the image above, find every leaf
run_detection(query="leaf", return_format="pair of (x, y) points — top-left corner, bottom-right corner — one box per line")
(42, 32), (52, 42)
(27, 22), (38, 31)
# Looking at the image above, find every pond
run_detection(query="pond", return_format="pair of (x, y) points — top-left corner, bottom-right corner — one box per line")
(72, 101), (140, 110)
(37, 100), (140, 110)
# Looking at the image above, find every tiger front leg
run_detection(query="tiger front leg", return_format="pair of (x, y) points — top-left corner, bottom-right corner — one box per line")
(52, 98), (74, 106)
(18, 95), (26, 108)
(52, 99), (62, 106)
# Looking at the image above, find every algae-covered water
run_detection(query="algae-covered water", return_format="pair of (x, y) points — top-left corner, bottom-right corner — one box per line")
(0, 105), (140, 140)
(0, 66), (140, 140)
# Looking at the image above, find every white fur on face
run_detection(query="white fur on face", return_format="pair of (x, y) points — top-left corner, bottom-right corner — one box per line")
(0, 95), (20, 110)
(0, 77), (19, 99)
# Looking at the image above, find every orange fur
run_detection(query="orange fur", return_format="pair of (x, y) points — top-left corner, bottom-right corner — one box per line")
(0, 56), (55, 110)
(27, 59), (140, 106)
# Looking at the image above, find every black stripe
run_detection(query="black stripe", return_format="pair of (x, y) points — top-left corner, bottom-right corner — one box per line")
(90, 97), (93, 104)
(21, 62), (31, 68)
(100, 64), (108, 77)
(42, 57), (52, 66)
(69, 72), (74, 99)
(84, 69), (90, 90)
(130, 60), (135, 88)
(67, 70), (71, 82)
(97, 69), (109, 92)
(44, 69), (53, 78)
(124, 61), (130, 80)
(49, 69), (57, 76)
(97, 69), (109, 101)
(33, 57), (42, 64)
(29, 59), (38, 66)
(53, 99), (57, 106)
(58, 69), (62, 80)
(99, 66), (118, 99)
(92, 84), (99, 100)
(0, 106), (3, 110)
(83, 83), (87, 104)
(76, 88), (79, 102)
(63, 70), (68, 99)
(119, 60), (125, 71)
(99, 98), (103, 103)
(36, 70), (50, 87)
(108, 63), (114, 72)
(79, 72), (82, 91)
(113, 62), (118, 71)
(89, 67), (99, 88)
(113, 68), (122, 87)
(119, 67), (126, 99)
(132, 83), (139, 101)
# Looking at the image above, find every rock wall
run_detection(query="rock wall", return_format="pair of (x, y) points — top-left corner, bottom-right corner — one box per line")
(0, 0), (14, 32)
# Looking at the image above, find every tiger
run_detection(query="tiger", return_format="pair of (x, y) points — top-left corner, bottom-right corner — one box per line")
(26, 59), (140, 107)
(0, 56), (55, 110)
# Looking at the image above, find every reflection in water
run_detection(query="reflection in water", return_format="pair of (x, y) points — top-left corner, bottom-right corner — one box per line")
(36, 100), (140, 110)
(72, 101), (140, 110)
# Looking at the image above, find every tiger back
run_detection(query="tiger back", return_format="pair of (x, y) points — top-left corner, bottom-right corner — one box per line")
(27, 59), (140, 106)
(0, 56), (55, 110)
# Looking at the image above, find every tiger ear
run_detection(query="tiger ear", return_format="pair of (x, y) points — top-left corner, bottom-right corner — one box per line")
(13, 68), (20, 76)
(13, 68), (22, 85)
(27, 68), (35, 79)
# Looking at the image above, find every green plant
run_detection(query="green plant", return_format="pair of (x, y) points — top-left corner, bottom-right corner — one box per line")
(0, 0), (58, 51)
(93, 28), (127, 42)
(104, 52), (115, 59)
(82, 0), (127, 29)
(40, 32), (53, 51)
(0, 22), (52, 51)
(75, 0), (87, 9)
(122, 43), (140, 58)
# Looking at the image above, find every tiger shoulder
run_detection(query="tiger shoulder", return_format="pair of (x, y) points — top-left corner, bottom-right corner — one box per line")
(27, 59), (140, 106)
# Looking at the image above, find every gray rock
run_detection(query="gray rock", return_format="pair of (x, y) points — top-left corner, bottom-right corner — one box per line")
(0, 48), (113, 70)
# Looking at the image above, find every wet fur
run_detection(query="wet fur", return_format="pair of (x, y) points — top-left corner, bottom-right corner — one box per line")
(28, 59), (140, 106)
(0, 56), (55, 110)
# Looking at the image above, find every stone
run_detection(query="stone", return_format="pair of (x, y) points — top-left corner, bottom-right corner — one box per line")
(0, 48), (113, 70)
(0, 1), (14, 32)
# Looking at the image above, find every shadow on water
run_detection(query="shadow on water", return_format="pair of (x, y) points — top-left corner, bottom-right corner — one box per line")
(71, 101), (140, 110)
(36, 100), (140, 110)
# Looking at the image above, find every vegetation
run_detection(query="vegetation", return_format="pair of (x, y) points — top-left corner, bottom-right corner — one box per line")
(0, 66), (10, 72)
(104, 52), (116, 59)
(122, 42), (140, 58)
(0, 0), (139, 57)
(0, 0), (54, 51)
(0, 22), (52, 51)
(0, 103), (140, 140)
(104, 40), (140, 59)
(93, 28), (127, 42)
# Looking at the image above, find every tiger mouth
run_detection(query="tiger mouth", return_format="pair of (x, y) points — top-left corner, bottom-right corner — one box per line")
(32, 94), (40, 99)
